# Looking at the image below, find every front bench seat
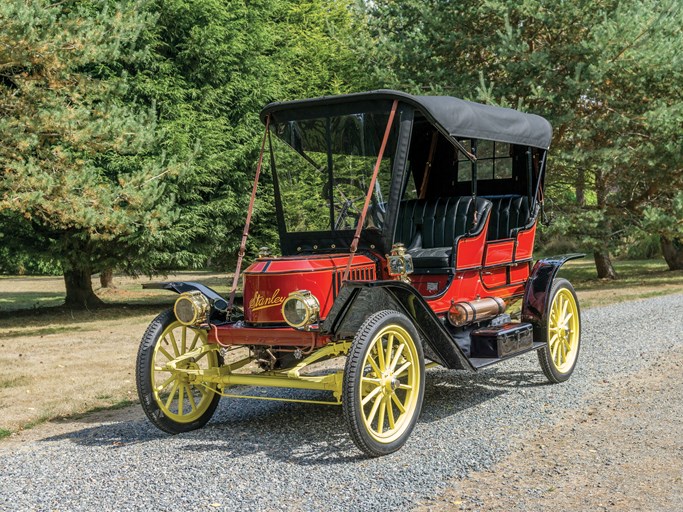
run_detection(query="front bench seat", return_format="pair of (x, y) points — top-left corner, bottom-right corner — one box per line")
(395, 196), (492, 268)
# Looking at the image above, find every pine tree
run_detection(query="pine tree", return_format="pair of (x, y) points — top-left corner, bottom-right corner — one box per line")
(365, 0), (683, 274)
(0, 1), (178, 306)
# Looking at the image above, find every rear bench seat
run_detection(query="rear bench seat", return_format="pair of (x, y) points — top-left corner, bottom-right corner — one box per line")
(485, 195), (531, 241)
(395, 196), (491, 268)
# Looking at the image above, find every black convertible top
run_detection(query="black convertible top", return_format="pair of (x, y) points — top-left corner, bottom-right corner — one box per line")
(261, 89), (553, 149)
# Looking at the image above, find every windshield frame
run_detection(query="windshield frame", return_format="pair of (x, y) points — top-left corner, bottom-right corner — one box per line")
(268, 101), (414, 257)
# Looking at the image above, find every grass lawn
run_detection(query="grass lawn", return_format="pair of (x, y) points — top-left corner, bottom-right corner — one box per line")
(0, 260), (681, 437)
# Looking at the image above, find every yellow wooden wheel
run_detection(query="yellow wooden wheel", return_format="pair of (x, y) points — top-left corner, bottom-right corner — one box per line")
(538, 278), (581, 383)
(343, 310), (425, 457)
(136, 309), (221, 433)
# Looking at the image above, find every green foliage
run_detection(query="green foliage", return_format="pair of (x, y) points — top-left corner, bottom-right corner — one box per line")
(0, 0), (368, 302)
(365, 0), (683, 271)
(0, 0), (180, 298)
(128, 0), (367, 264)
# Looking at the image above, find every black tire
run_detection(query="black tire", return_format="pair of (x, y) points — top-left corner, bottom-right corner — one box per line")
(343, 310), (425, 457)
(136, 309), (221, 434)
(537, 278), (581, 383)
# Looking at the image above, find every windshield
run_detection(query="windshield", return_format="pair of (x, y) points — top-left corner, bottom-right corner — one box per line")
(271, 111), (398, 233)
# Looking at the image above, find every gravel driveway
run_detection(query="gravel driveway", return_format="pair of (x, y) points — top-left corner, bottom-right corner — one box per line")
(1, 294), (681, 512)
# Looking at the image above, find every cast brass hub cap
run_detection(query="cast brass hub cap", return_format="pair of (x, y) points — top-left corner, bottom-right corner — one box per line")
(359, 324), (420, 444)
(548, 288), (580, 373)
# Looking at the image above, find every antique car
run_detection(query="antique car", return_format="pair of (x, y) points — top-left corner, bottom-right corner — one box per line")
(136, 90), (582, 457)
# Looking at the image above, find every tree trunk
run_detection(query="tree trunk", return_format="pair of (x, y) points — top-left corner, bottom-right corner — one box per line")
(594, 249), (617, 279)
(661, 236), (683, 270)
(64, 267), (103, 308)
(575, 168), (585, 206)
(99, 268), (115, 288)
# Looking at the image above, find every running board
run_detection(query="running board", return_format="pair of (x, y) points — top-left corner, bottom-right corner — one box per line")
(469, 342), (545, 370)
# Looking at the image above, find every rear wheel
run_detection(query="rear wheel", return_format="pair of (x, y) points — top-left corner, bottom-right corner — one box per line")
(343, 310), (425, 457)
(136, 309), (221, 433)
(537, 279), (581, 383)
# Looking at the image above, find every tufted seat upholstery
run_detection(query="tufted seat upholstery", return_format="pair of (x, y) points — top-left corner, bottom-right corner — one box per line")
(395, 196), (492, 268)
(485, 195), (531, 241)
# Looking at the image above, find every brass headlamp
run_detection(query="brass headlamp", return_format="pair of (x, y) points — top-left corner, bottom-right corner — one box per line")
(281, 290), (320, 329)
(386, 243), (414, 283)
(173, 291), (211, 326)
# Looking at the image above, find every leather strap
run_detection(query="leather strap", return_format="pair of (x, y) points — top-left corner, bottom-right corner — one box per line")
(227, 115), (271, 314)
(342, 100), (399, 282)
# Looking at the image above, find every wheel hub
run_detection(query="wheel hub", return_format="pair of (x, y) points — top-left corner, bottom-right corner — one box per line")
(380, 372), (400, 395)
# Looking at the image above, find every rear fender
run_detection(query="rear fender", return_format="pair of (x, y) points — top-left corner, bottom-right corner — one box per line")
(321, 281), (473, 370)
(521, 254), (584, 328)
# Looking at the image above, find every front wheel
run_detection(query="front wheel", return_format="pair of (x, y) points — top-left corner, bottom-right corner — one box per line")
(537, 278), (581, 383)
(136, 309), (221, 433)
(343, 310), (425, 457)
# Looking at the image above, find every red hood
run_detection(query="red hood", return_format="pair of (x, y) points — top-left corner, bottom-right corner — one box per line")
(243, 253), (378, 324)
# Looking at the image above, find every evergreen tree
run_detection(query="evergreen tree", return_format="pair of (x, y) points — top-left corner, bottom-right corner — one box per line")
(127, 0), (366, 265)
(0, 1), (178, 306)
(365, 0), (683, 274)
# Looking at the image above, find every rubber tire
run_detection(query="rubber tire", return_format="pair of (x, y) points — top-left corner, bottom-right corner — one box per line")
(343, 310), (425, 457)
(537, 278), (581, 383)
(136, 309), (221, 434)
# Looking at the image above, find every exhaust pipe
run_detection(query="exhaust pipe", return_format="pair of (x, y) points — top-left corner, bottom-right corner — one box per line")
(447, 297), (506, 327)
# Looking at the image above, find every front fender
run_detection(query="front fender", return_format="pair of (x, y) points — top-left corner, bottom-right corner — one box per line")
(142, 281), (230, 312)
(521, 254), (584, 328)
(321, 281), (473, 370)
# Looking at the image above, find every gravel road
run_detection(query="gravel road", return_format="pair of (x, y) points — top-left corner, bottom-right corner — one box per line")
(1, 294), (681, 512)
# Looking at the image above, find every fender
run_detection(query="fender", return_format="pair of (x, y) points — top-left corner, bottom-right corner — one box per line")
(521, 254), (584, 328)
(142, 281), (230, 312)
(321, 281), (474, 371)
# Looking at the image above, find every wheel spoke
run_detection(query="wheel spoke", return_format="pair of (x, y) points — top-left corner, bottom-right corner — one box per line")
(156, 375), (175, 392)
(377, 398), (386, 433)
(366, 355), (382, 377)
(560, 313), (573, 329)
(169, 331), (180, 357)
(158, 345), (174, 361)
(386, 397), (396, 429)
(394, 361), (411, 378)
(177, 384), (185, 415)
(389, 343), (405, 372)
(186, 385), (197, 412)
(385, 334), (394, 369)
(361, 385), (382, 406)
(549, 333), (559, 353)
(376, 339), (386, 371)
(397, 383), (413, 391)
(366, 394), (383, 424)
(165, 381), (179, 409)
(181, 328), (187, 354)
(391, 393), (406, 413)
(551, 340), (561, 365)
(560, 296), (569, 323)
(188, 332), (200, 351)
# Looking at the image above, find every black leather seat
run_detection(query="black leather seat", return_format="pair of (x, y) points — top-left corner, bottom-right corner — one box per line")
(395, 196), (492, 268)
(485, 195), (531, 240)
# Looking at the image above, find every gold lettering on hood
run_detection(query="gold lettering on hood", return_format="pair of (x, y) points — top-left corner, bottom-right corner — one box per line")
(249, 289), (285, 312)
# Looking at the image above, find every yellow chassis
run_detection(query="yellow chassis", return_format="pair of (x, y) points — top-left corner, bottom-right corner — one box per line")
(161, 341), (352, 405)
(160, 339), (441, 406)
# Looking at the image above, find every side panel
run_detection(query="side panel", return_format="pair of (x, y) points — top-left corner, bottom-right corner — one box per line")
(322, 281), (474, 371)
(522, 254), (585, 328)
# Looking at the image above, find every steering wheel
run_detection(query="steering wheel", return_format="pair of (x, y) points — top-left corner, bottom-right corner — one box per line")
(322, 178), (386, 230)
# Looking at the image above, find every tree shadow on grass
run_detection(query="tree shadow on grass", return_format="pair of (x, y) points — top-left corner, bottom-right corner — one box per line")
(40, 366), (548, 466)
(0, 301), (174, 324)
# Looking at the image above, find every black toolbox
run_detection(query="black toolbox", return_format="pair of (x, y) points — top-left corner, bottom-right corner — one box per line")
(470, 322), (534, 358)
